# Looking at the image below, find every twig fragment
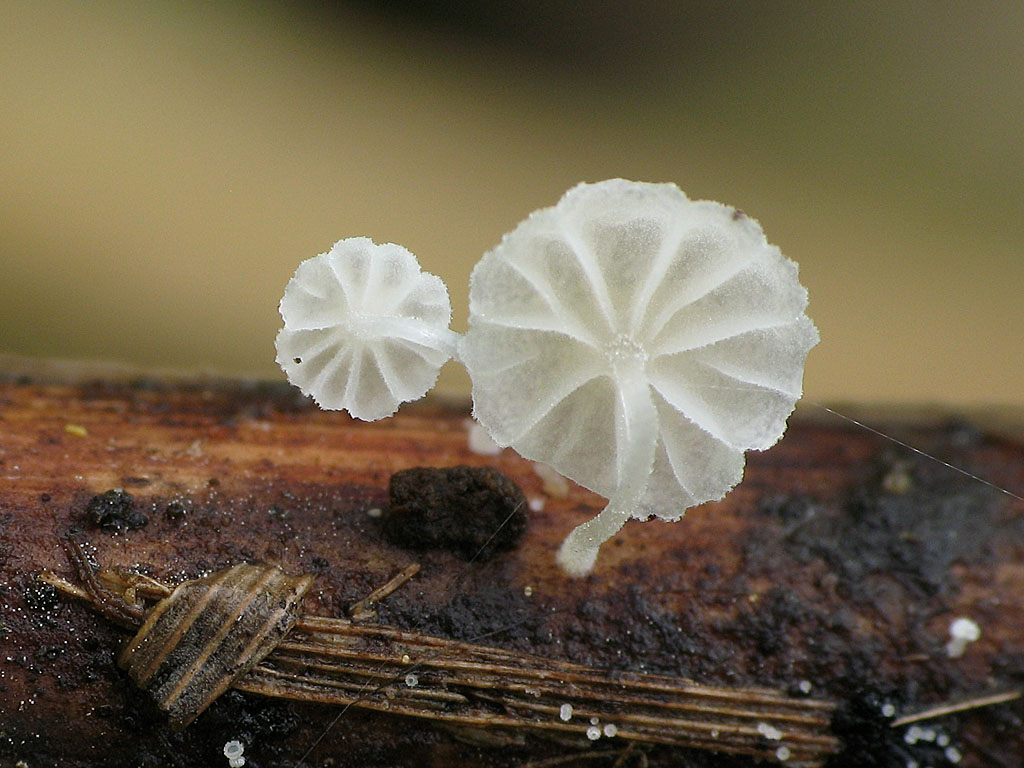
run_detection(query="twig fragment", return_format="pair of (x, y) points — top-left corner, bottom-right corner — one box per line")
(890, 689), (1022, 727)
(348, 563), (421, 620)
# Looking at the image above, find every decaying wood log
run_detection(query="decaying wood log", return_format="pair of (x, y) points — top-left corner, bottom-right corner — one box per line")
(39, 551), (839, 766)
(1, 361), (1023, 767)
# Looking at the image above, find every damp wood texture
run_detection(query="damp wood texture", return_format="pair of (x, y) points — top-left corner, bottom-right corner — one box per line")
(40, 551), (838, 766)
(1, 361), (1024, 768)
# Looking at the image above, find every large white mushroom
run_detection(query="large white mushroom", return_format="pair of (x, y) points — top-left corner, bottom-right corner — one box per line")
(461, 180), (818, 575)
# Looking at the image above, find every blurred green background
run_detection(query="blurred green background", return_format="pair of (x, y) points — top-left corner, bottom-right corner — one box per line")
(2, 1), (1022, 406)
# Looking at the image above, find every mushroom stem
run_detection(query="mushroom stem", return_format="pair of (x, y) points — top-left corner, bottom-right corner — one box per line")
(556, 501), (632, 577)
(557, 360), (657, 576)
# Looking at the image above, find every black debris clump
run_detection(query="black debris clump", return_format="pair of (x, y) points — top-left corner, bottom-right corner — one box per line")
(165, 500), (189, 521)
(826, 686), (905, 768)
(86, 488), (148, 532)
(22, 579), (60, 612)
(383, 466), (527, 560)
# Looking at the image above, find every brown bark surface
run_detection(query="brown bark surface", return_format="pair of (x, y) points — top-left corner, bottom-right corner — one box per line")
(1, 365), (1023, 767)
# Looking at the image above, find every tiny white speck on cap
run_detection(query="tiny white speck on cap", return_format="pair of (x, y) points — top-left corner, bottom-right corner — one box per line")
(559, 703), (573, 721)
(586, 726), (601, 740)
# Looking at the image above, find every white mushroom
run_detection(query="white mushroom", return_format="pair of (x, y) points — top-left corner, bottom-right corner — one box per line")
(945, 616), (981, 658)
(276, 237), (458, 421)
(275, 181), (818, 577)
(461, 180), (818, 575)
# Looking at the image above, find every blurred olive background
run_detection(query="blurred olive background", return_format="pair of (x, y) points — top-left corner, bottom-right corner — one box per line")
(2, 1), (1022, 406)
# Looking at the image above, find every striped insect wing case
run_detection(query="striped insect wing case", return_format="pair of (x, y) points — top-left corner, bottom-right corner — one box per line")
(118, 563), (314, 728)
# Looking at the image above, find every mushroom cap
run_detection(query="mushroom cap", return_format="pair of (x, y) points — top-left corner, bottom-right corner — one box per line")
(275, 237), (454, 421)
(461, 179), (818, 521)
(949, 617), (981, 641)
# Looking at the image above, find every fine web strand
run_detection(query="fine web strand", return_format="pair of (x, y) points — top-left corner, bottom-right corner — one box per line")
(808, 402), (1024, 504)
(690, 381), (1023, 503)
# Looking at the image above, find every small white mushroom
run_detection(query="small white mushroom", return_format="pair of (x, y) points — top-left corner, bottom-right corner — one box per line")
(461, 180), (818, 575)
(276, 238), (457, 421)
(223, 740), (245, 768)
(223, 741), (244, 759)
(945, 616), (981, 658)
